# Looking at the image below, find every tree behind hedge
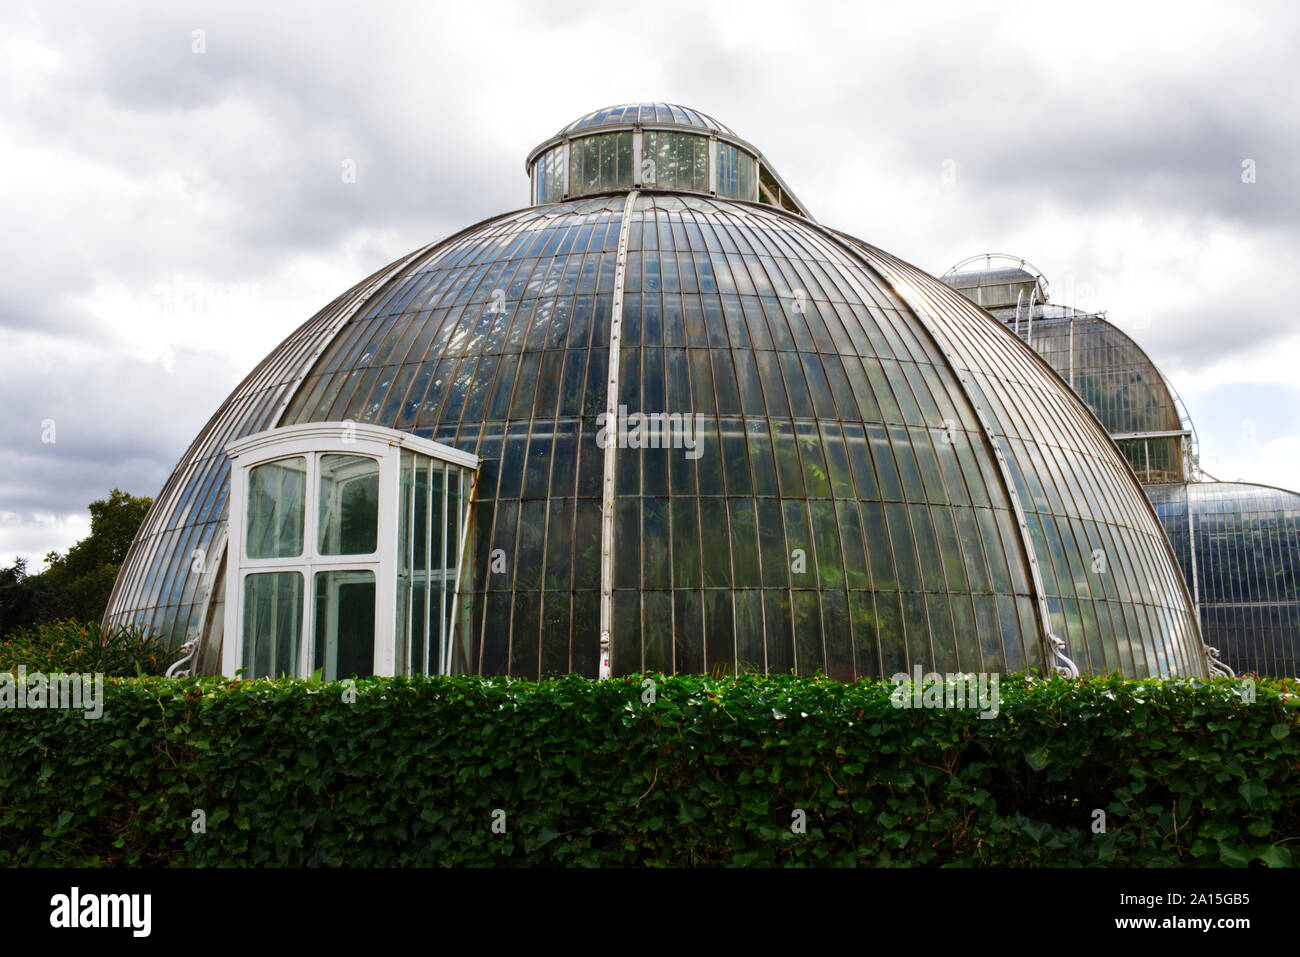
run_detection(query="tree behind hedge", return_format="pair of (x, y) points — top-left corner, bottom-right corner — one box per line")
(0, 488), (151, 638)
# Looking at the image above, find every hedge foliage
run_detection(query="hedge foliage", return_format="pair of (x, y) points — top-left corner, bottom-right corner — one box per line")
(0, 672), (1297, 866)
(0, 619), (176, 677)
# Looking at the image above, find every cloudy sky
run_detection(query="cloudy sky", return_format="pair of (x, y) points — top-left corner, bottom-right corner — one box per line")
(2, 0), (1297, 568)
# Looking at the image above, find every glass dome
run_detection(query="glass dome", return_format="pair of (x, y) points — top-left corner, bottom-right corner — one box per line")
(104, 108), (1211, 682)
(942, 257), (1194, 485)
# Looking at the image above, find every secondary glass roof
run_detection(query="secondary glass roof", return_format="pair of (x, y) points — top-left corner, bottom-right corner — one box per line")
(1148, 481), (1300, 676)
(559, 103), (736, 137)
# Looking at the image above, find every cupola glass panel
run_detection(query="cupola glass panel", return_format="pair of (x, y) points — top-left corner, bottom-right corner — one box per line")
(643, 131), (709, 192)
(569, 132), (634, 196)
(715, 142), (756, 200)
(533, 145), (565, 205)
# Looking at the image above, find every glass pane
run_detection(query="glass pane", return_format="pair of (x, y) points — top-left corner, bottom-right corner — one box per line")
(403, 455), (433, 674)
(318, 454), (380, 555)
(418, 460), (433, 572)
(313, 570), (376, 681)
(398, 456), (470, 677)
(539, 146), (564, 203)
(242, 571), (303, 678)
(247, 457), (306, 558)
(716, 143), (757, 200)
(444, 467), (457, 576)
(617, 132), (633, 185)
(643, 131), (708, 191)
(568, 132), (633, 196)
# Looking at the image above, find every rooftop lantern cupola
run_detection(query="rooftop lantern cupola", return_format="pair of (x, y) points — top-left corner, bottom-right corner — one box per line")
(525, 101), (812, 218)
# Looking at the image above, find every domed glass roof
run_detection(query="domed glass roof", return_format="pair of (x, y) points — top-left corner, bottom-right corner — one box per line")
(559, 102), (736, 137)
(105, 108), (1210, 681)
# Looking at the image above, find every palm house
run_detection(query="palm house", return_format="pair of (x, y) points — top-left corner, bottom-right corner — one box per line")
(943, 254), (1299, 677)
(105, 104), (1216, 683)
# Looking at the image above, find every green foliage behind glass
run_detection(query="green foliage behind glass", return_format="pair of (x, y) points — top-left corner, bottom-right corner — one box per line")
(0, 672), (1295, 867)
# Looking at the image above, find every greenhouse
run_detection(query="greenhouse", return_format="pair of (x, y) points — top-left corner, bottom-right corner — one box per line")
(943, 255), (1300, 676)
(104, 103), (1214, 683)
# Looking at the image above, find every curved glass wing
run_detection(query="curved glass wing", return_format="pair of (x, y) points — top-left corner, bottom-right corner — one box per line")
(1148, 481), (1300, 676)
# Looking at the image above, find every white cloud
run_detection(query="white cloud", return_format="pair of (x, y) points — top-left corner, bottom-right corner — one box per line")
(1199, 435), (1300, 491)
(0, 511), (90, 572)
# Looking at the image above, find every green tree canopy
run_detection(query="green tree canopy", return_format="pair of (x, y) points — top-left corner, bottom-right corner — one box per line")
(0, 489), (152, 637)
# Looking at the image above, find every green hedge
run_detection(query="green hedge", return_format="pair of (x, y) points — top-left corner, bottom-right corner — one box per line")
(0, 672), (1296, 866)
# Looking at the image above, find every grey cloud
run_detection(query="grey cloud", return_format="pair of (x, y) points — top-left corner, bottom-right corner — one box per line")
(0, 346), (239, 546)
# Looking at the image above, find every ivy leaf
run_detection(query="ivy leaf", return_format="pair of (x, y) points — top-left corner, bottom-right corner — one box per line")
(1024, 747), (1050, 772)
(1254, 845), (1292, 868)
(1239, 779), (1268, 807)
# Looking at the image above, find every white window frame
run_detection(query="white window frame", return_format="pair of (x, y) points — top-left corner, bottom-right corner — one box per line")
(222, 422), (478, 680)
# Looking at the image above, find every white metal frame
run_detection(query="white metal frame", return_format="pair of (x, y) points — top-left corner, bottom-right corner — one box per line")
(598, 191), (640, 679)
(396, 450), (476, 677)
(222, 422), (478, 680)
